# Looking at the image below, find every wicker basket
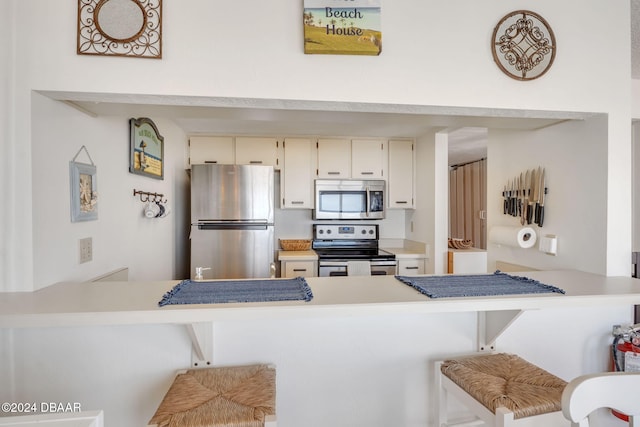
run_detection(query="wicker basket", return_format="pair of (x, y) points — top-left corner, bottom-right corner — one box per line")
(280, 239), (312, 251)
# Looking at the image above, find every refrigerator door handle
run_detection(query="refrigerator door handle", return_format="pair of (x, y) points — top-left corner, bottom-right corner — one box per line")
(197, 222), (270, 231)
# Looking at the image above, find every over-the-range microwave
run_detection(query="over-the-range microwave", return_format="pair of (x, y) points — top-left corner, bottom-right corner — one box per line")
(313, 179), (385, 220)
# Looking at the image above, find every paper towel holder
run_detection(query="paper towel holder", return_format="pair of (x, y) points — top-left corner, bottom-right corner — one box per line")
(489, 226), (537, 249)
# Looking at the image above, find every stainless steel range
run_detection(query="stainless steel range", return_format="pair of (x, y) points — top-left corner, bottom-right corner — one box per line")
(312, 224), (396, 277)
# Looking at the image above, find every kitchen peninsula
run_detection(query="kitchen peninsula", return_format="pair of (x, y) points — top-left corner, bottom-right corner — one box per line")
(2, 270), (639, 329)
(2, 270), (639, 427)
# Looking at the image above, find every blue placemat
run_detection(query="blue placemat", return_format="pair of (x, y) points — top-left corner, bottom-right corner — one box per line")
(394, 270), (565, 299)
(159, 276), (313, 306)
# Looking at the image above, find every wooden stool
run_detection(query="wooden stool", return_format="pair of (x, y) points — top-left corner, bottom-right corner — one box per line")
(148, 364), (276, 427)
(436, 353), (567, 427)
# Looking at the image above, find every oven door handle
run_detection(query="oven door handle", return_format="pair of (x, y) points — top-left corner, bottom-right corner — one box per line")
(318, 261), (358, 267)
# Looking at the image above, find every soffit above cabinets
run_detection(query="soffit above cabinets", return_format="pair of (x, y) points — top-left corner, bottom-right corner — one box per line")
(42, 90), (595, 139)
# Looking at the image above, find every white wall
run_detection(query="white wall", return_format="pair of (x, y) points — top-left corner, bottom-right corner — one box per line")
(30, 94), (190, 287)
(487, 116), (608, 273)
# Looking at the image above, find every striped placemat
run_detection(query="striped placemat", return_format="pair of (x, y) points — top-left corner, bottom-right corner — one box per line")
(395, 271), (565, 299)
(159, 276), (313, 306)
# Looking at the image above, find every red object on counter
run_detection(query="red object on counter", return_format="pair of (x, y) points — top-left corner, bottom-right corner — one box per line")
(611, 341), (640, 421)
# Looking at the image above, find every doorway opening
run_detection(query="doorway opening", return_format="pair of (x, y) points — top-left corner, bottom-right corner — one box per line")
(448, 127), (487, 250)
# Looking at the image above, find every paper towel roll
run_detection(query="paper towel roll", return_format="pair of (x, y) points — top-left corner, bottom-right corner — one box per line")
(490, 226), (537, 249)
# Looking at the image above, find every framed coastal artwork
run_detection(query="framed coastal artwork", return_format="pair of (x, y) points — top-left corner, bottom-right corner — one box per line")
(129, 117), (164, 180)
(69, 160), (98, 222)
(303, 0), (381, 55)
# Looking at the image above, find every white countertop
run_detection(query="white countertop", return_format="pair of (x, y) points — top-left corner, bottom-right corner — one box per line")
(277, 250), (318, 261)
(384, 247), (427, 258)
(2, 270), (640, 329)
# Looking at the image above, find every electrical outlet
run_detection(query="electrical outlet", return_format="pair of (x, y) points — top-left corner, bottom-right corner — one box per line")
(79, 237), (92, 263)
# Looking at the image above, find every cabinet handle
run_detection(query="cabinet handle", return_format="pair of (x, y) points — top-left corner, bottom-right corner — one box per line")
(291, 201), (305, 205)
(360, 172), (374, 175)
(327, 171), (341, 175)
(249, 160), (263, 164)
(204, 160), (218, 164)
(404, 266), (419, 270)
(395, 201), (408, 204)
(293, 268), (307, 272)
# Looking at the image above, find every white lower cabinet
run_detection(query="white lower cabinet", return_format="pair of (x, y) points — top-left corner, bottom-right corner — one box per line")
(282, 261), (317, 278)
(447, 250), (487, 274)
(397, 258), (425, 276)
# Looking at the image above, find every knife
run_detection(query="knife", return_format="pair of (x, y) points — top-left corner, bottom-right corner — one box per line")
(519, 172), (525, 225)
(503, 184), (508, 214)
(533, 167), (542, 224)
(523, 170), (530, 224)
(511, 177), (517, 217)
(527, 168), (536, 224)
(508, 179), (513, 216)
(537, 168), (546, 227)
(512, 178), (517, 217)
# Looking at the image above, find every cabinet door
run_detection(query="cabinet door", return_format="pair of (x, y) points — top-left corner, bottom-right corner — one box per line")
(283, 261), (317, 278)
(397, 258), (425, 276)
(352, 139), (385, 178)
(189, 136), (234, 165)
(317, 139), (351, 178)
(282, 138), (314, 209)
(388, 140), (415, 208)
(235, 137), (279, 167)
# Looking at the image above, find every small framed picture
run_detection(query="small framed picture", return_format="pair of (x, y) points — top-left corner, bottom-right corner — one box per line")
(69, 161), (98, 222)
(129, 117), (164, 180)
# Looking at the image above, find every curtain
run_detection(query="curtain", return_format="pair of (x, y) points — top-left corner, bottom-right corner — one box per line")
(449, 159), (487, 249)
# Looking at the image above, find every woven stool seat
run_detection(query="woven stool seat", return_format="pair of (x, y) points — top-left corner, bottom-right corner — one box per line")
(148, 364), (276, 427)
(440, 353), (567, 420)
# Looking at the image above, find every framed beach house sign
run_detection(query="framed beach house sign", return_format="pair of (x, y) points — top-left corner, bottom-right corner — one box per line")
(129, 117), (164, 180)
(303, 0), (381, 55)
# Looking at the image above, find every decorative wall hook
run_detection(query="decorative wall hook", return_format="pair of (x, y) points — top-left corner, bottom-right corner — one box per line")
(133, 189), (167, 203)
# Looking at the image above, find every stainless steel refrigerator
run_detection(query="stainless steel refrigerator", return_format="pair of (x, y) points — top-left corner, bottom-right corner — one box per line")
(190, 164), (275, 280)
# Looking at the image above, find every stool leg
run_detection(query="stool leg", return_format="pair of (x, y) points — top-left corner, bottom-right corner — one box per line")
(435, 361), (448, 427)
(495, 407), (514, 427)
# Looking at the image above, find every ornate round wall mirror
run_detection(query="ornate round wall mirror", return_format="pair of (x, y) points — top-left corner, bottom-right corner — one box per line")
(77, 0), (162, 58)
(94, 0), (146, 42)
(491, 10), (556, 81)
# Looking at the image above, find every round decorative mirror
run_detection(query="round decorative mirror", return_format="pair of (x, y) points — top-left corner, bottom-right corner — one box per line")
(491, 10), (556, 81)
(95, 0), (146, 42)
(77, 0), (162, 58)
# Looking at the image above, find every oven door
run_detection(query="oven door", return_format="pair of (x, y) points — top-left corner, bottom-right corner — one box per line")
(318, 260), (396, 277)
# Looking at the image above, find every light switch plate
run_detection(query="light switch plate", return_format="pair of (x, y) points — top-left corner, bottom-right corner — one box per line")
(79, 237), (92, 263)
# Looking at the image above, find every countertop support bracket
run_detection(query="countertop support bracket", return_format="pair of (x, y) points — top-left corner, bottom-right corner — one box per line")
(477, 310), (526, 351)
(186, 322), (213, 368)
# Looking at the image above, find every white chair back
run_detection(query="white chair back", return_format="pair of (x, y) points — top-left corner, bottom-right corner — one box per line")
(561, 372), (640, 426)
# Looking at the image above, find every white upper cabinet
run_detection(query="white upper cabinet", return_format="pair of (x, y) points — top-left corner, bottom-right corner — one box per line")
(281, 138), (314, 209)
(388, 139), (415, 208)
(235, 137), (279, 168)
(351, 139), (385, 179)
(189, 136), (234, 165)
(316, 138), (351, 178)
